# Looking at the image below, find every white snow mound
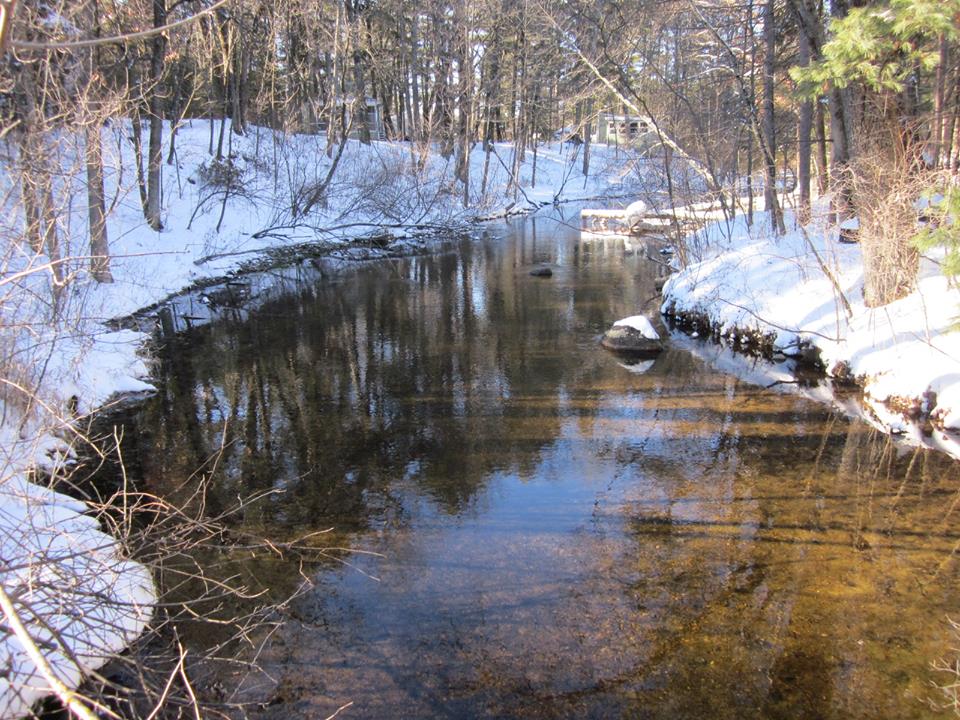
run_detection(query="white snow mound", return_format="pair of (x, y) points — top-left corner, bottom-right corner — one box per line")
(0, 470), (155, 718)
(614, 315), (661, 340)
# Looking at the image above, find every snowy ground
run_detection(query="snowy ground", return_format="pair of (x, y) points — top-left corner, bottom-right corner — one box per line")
(661, 208), (960, 458)
(0, 121), (665, 716)
(0, 450), (155, 717)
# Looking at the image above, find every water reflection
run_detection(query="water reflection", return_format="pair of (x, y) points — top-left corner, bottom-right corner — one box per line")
(126, 211), (960, 719)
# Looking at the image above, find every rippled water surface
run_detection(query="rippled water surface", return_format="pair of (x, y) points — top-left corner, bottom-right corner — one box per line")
(124, 211), (960, 719)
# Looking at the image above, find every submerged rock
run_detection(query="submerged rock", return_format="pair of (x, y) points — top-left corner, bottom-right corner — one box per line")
(529, 266), (553, 277)
(601, 315), (663, 357)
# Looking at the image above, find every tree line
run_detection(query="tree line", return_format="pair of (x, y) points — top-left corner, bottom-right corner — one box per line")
(1, 0), (958, 305)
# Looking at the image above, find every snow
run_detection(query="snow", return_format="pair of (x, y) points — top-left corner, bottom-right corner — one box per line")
(625, 199), (648, 221)
(0, 446), (155, 716)
(0, 119), (666, 714)
(613, 315), (661, 340)
(661, 209), (960, 455)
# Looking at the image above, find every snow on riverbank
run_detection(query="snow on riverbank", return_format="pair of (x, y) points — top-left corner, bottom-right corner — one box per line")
(0, 325), (156, 717)
(0, 122), (659, 714)
(0, 444), (155, 717)
(661, 210), (960, 456)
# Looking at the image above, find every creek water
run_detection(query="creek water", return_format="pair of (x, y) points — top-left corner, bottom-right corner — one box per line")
(118, 209), (960, 718)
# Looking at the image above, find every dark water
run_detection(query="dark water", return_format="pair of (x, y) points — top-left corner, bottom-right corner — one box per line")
(122, 211), (960, 719)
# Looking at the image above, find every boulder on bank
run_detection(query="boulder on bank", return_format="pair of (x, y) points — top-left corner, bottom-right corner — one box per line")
(601, 315), (664, 357)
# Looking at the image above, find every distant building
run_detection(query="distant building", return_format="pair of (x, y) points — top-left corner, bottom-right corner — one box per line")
(309, 97), (386, 140)
(350, 97), (385, 140)
(590, 112), (654, 147)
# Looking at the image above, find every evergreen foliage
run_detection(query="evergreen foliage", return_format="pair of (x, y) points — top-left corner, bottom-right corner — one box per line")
(791, 0), (960, 96)
(914, 186), (960, 319)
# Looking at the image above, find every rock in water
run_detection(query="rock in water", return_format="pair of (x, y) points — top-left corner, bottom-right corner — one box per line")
(601, 315), (663, 357)
(530, 266), (553, 277)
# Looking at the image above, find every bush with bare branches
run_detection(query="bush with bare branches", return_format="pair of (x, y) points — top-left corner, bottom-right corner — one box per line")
(848, 150), (924, 308)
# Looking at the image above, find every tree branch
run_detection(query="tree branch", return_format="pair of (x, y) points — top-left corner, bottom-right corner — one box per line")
(10, 0), (230, 51)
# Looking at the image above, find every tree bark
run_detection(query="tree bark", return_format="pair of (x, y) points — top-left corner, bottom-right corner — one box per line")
(84, 3), (112, 282)
(409, 14), (423, 141)
(346, 0), (371, 144)
(86, 121), (111, 282)
(458, 20), (473, 207)
(933, 34), (948, 168)
(145, 0), (167, 230)
(582, 98), (593, 178)
(0, 0), (17, 55)
(762, 0), (784, 234)
(797, 23), (813, 221)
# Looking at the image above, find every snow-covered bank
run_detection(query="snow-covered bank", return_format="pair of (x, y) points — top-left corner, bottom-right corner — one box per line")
(661, 210), (960, 457)
(0, 452), (155, 717)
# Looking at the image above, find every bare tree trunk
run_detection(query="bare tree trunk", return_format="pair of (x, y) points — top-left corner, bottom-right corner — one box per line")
(828, 88), (853, 219)
(827, 0), (854, 218)
(0, 0), (18, 54)
(83, 6), (112, 282)
(145, 0), (166, 230)
(230, 41), (249, 136)
(762, 0), (784, 234)
(166, 60), (187, 165)
(481, 141), (491, 196)
(20, 169), (42, 254)
(582, 98), (593, 179)
(409, 14), (423, 141)
(933, 34), (949, 168)
(746, 0), (756, 224)
(86, 121), (112, 282)
(943, 71), (959, 170)
(458, 21), (473, 208)
(746, 131), (754, 224)
(346, 0), (371, 144)
(131, 111), (150, 216)
(39, 173), (63, 290)
(301, 115), (354, 216)
(797, 29), (813, 222)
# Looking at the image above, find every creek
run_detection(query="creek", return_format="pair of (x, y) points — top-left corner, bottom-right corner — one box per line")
(111, 208), (960, 719)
